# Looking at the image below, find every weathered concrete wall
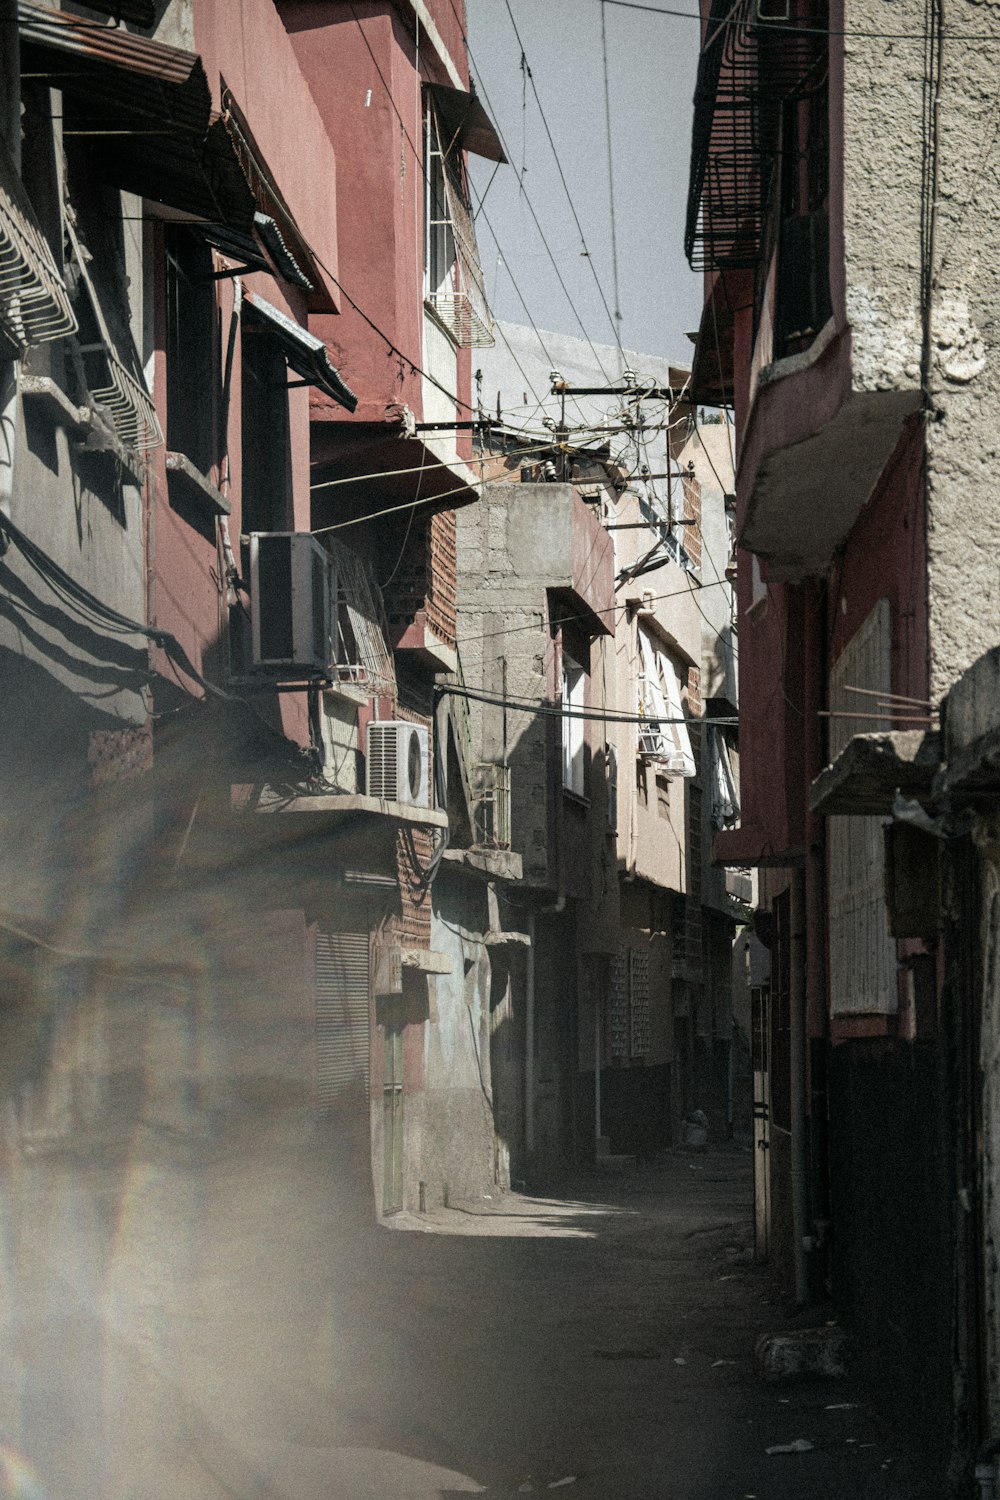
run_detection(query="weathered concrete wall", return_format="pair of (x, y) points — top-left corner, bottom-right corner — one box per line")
(455, 482), (612, 892)
(418, 871), (499, 1207)
(840, 0), (1000, 697)
(922, 24), (1000, 698)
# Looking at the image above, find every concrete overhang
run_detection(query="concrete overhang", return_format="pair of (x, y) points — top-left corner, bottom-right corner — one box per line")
(737, 320), (922, 581)
(309, 421), (481, 517)
(400, 947), (452, 976)
(441, 847), (523, 882)
(809, 731), (941, 816)
(942, 646), (1000, 799)
(484, 929), (531, 947)
(712, 825), (805, 868)
(390, 617), (458, 674)
(235, 785), (449, 829)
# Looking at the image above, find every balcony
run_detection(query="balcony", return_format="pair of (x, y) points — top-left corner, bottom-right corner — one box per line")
(686, 0), (923, 581)
(472, 762), (511, 850)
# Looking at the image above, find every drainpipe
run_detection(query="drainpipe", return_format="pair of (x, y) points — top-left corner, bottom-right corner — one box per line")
(0, 0), (20, 524)
(526, 910), (535, 1158)
(790, 867), (810, 1305)
(595, 988), (602, 1143)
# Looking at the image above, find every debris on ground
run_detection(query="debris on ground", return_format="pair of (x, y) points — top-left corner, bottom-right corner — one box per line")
(593, 1346), (662, 1360)
(754, 1325), (848, 1382)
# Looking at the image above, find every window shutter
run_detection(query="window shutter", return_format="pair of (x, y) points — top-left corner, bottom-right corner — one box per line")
(315, 932), (370, 1110)
(827, 599), (897, 1015)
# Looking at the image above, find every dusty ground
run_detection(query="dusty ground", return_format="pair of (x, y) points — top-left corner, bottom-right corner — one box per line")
(13, 1126), (941, 1500)
(282, 1139), (940, 1499)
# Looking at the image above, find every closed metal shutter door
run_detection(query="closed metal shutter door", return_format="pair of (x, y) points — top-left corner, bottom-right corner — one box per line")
(315, 932), (370, 1110)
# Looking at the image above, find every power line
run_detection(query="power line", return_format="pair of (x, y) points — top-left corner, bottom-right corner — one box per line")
(439, 681), (738, 727)
(599, 2), (625, 359)
(446, 0), (626, 374)
(602, 0), (1000, 40)
(455, 576), (732, 646)
(498, 0), (625, 370)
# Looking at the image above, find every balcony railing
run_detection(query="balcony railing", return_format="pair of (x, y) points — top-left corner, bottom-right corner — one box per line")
(472, 762), (511, 850)
(685, 0), (828, 274)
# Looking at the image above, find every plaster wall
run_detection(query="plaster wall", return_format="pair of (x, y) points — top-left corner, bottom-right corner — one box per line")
(418, 874), (499, 1206)
(455, 482), (612, 891)
(194, 0), (341, 309)
(681, 420), (737, 706)
(282, 3), (470, 427)
(840, 0), (1000, 696)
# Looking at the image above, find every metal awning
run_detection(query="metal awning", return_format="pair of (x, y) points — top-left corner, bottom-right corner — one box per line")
(809, 731), (941, 817)
(0, 132), (76, 351)
(18, 1), (256, 230)
(425, 83), (507, 164)
(220, 91), (328, 306)
(199, 213), (312, 290)
(243, 293), (357, 413)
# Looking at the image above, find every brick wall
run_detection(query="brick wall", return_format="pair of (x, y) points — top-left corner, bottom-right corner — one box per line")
(383, 512), (457, 651)
(427, 510), (457, 648)
(682, 471), (703, 573)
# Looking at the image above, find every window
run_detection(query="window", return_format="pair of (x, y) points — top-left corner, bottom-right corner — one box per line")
(241, 320), (291, 534)
(164, 226), (215, 475)
(423, 102), (493, 347)
(562, 651), (586, 796)
(637, 627), (696, 777)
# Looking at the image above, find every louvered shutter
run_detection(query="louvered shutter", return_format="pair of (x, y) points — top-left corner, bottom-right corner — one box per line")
(827, 599), (897, 1015)
(315, 932), (370, 1110)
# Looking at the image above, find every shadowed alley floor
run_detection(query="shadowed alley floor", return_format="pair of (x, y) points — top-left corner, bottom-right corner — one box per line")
(9, 1128), (943, 1500)
(261, 1140), (939, 1499)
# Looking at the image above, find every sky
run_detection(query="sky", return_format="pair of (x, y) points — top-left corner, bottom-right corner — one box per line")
(464, 0), (704, 370)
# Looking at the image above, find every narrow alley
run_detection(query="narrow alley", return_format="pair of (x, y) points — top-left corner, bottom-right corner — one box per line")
(216, 1140), (938, 1500)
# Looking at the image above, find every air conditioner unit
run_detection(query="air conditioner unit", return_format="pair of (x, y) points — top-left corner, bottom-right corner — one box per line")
(366, 721), (430, 808)
(249, 532), (333, 674)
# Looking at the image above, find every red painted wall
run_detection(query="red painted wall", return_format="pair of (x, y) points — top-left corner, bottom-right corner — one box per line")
(825, 417), (928, 702)
(280, 5), (427, 423)
(193, 0), (341, 310)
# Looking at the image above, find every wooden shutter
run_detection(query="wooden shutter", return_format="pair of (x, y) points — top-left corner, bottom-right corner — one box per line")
(315, 932), (370, 1110)
(827, 599), (897, 1015)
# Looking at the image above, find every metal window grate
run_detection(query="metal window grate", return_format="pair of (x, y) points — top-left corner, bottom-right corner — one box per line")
(425, 108), (494, 347)
(0, 134), (76, 351)
(324, 535), (396, 697)
(609, 952), (628, 1060)
(472, 762), (511, 849)
(66, 214), (161, 451)
(629, 948), (651, 1057)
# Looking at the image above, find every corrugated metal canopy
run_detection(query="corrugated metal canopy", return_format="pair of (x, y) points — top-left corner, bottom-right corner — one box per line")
(425, 82), (507, 164)
(244, 292), (357, 413)
(18, 1), (256, 230)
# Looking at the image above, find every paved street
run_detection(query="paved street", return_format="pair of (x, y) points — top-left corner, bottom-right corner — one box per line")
(10, 1124), (941, 1500)
(257, 1137), (939, 1500)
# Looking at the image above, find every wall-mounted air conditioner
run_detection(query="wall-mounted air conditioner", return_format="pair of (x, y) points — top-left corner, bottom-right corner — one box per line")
(366, 721), (430, 808)
(249, 532), (333, 675)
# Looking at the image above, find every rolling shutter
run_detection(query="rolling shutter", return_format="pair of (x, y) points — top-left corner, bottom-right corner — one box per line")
(315, 932), (370, 1110)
